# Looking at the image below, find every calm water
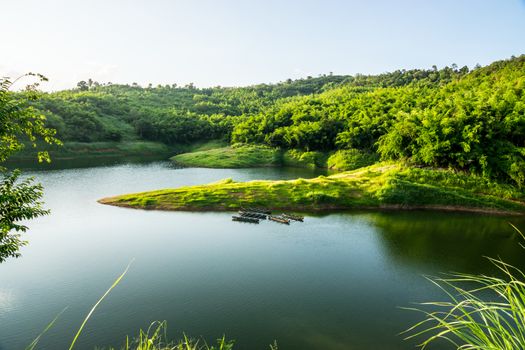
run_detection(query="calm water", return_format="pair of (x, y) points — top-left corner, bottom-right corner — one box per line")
(0, 161), (524, 350)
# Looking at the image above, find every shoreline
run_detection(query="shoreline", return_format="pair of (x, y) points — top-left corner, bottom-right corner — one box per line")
(97, 198), (525, 216)
(97, 163), (525, 217)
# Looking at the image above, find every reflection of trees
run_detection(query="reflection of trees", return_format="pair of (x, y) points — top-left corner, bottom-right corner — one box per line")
(367, 211), (525, 274)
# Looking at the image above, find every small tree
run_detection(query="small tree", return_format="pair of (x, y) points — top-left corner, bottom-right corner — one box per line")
(0, 170), (48, 262)
(0, 74), (60, 262)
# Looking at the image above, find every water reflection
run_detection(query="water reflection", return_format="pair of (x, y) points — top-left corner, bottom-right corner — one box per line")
(369, 211), (525, 274)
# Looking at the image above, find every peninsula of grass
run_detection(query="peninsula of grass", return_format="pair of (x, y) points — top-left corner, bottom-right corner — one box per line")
(98, 163), (525, 215)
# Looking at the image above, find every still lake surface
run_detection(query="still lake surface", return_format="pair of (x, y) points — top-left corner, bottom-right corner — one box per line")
(1, 161), (524, 350)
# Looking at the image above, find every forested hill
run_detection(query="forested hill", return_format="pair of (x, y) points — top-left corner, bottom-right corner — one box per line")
(23, 55), (525, 186)
(28, 64), (467, 145)
(232, 55), (525, 187)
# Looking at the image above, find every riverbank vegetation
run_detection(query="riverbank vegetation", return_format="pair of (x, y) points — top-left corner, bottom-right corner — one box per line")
(99, 163), (525, 214)
(172, 144), (279, 168)
(7, 55), (525, 213)
(22, 55), (522, 190)
(17, 56), (525, 187)
(171, 144), (378, 171)
(10, 140), (172, 161)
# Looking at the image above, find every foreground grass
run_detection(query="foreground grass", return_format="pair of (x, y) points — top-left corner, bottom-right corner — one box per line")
(171, 144), (378, 171)
(404, 224), (525, 349)
(105, 322), (279, 350)
(28, 263), (274, 350)
(99, 163), (525, 214)
(106, 322), (236, 350)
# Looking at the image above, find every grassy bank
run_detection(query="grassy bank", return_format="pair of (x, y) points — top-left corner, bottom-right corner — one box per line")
(171, 139), (229, 155)
(99, 163), (525, 214)
(171, 144), (279, 168)
(171, 144), (378, 171)
(10, 141), (173, 161)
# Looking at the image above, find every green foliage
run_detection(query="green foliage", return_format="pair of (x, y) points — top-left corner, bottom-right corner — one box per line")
(404, 224), (525, 349)
(108, 322), (236, 350)
(0, 169), (48, 262)
(1, 75), (61, 163)
(30, 75), (350, 148)
(0, 75), (59, 262)
(14, 56), (525, 186)
(231, 56), (525, 186)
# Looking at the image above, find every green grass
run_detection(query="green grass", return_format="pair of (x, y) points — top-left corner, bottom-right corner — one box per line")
(99, 163), (525, 214)
(171, 144), (378, 171)
(171, 144), (280, 168)
(326, 149), (379, 171)
(109, 322), (279, 350)
(10, 141), (172, 161)
(281, 149), (327, 169)
(106, 322), (241, 350)
(171, 139), (230, 155)
(403, 224), (525, 349)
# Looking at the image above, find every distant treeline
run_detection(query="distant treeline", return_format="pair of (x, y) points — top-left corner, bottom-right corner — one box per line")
(23, 55), (525, 186)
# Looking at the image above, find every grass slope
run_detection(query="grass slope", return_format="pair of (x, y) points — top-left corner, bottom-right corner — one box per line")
(10, 141), (172, 161)
(171, 144), (378, 171)
(171, 144), (280, 168)
(99, 163), (525, 214)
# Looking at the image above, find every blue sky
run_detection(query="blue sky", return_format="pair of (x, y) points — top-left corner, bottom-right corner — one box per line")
(2, 0), (524, 91)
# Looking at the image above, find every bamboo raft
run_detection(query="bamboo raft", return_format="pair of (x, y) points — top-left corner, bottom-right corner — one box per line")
(268, 215), (290, 225)
(241, 207), (272, 215)
(232, 215), (260, 224)
(232, 207), (303, 225)
(281, 213), (304, 222)
(239, 211), (267, 219)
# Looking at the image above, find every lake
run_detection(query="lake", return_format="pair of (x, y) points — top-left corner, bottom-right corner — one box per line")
(1, 161), (524, 350)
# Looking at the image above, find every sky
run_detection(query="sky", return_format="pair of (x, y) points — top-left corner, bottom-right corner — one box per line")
(2, 0), (525, 91)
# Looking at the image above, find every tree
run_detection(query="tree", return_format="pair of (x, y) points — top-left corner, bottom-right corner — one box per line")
(0, 170), (48, 262)
(0, 74), (60, 262)
(77, 80), (88, 91)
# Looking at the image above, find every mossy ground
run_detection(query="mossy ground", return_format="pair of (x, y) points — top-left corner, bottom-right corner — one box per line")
(99, 163), (525, 214)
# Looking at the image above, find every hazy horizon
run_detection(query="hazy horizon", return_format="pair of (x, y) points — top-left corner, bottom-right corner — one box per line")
(3, 0), (525, 91)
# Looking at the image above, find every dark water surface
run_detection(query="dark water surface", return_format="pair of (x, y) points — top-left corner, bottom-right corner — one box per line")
(0, 161), (524, 350)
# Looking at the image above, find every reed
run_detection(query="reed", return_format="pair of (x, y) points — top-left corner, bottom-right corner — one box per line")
(403, 224), (525, 349)
(108, 321), (236, 350)
(27, 261), (276, 349)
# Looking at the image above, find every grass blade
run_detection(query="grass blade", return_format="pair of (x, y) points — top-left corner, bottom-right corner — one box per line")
(69, 260), (133, 350)
(25, 307), (68, 350)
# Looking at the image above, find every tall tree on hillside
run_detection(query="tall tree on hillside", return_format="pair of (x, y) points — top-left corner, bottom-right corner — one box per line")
(76, 80), (88, 91)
